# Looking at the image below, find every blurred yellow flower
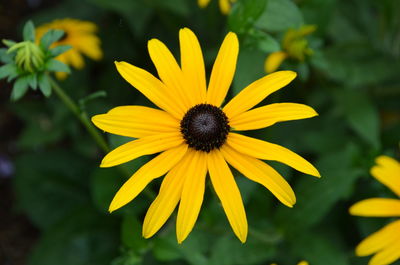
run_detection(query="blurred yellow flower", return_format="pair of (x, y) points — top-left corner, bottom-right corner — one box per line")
(271, 262), (309, 265)
(265, 25), (316, 73)
(36, 18), (102, 79)
(198, 0), (236, 14)
(350, 155), (400, 265)
(92, 28), (320, 243)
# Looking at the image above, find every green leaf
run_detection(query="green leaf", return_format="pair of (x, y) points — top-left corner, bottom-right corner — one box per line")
(23, 20), (36, 42)
(27, 209), (119, 265)
(290, 230), (350, 265)
(2, 39), (17, 47)
(121, 214), (148, 250)
(11, 76), (30, 101)
(336, 89), (380, 148)
(246, 29), (280, 53)
(50, 45), (72, 57)
(14, 151), (91, 229)
(87, 0), (152, 37)
(46, 59), (70, 73)
(0, 48), (14, 63)
(256, 0), (304, 32)
(40, 29), (65, 49)
(232, 48), (266, 96)
(27, 73), (38, 90)
(153, 237), (182, 262)
(209, 235), (276, 265)
(0, 63), (18, 79)
(228, 0), (268, 34)
(276, 144), (363, 230)
(90, 168), (122, 212)
(38, 73), (52, 97)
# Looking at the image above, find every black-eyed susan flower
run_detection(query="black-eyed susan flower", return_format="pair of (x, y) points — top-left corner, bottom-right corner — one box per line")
(92, 28), (320, 243)
(350, 156), (400, 265)
(265, 25), (316, 73)
(36, 18), (102, 79)
(198, 0), (236, 14)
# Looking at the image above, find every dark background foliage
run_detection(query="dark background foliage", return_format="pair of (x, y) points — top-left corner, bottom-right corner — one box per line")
(1, 0), (399, 264)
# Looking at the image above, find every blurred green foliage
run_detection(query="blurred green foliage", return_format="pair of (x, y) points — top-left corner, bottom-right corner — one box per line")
(3, 0), (400, 264)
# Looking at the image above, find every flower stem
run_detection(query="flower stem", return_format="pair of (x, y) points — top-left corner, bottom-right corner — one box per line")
(48, 74), (109, 153)
(48, 75), (156, 200)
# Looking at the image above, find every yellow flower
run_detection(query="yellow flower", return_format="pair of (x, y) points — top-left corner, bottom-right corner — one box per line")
(198, 0), (236, 14)
(265, 25), (316, 73)
(92, 28), (320, 243)
(271, 262), (309, 265)
(36, 18), (102, 79)
(350, 156), (400, 265)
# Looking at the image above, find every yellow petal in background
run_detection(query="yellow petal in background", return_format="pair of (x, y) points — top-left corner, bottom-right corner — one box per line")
(208, 150), (248, 243)
(176, 150), (208, 243)
(115, 61), (185, 119)
(142, 154), (190, 238)
(109, 144), (188, 212)
(371, 155), (400, 197)
(92, 106), (179, 138)
(230, 103), (318, 131)
(297, 262), (309, 265)
(349, 198), (400, 217)
(355, 220), (400, 257)
(198, 0), (211, 8)
(221, 145), (296, 207)
(206, 32), (239, 107)
(179, 28), (207, 105)
(227, 133), (320, 177)
(223, 71), (297, 119)
(148, 39), (192, 108)
(264, 51), (288, 73)
(219, 0), (231, 14)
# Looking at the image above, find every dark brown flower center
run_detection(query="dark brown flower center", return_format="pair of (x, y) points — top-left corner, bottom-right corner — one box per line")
(180, 104), (230, 152)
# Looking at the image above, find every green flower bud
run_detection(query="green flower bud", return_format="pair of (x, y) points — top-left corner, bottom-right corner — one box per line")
(7, 41), (45, 73)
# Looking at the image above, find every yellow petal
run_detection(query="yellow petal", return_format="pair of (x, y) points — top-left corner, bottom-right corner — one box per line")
(227, 133), (320, 177)
(68, 49), (85, 69)
(355, 220), (400, 256)
(179, 28), (207, 104)
(92, 106), (179, 138)
(100, 132), (183, 168)
(142, 154), (190, 238)
(176, 150), (208, 243)
(115, 61), (185, 119)
(369, 237), (400, 265)
(371, 156), (400, 197)
(206, 32), (239, 107)
(223, 71), (297, 119)
(75, 35), (103, 60)
(349, 198), (400, 217)
(207, 150), (248, 242)
(55, 71), (68, 80)
(230, 103), (318, 131)
(221, 145), (296, 207)
(148, 39), (193, 108)
(264, 51), (288, 73)
(219, 0), (231, 14)
(198, 0), (211, 8)
(109, 144), (188, 212)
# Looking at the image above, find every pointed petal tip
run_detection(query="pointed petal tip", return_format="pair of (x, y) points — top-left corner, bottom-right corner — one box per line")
(238, 234), (247, 243)
(142, 231), (152, 239)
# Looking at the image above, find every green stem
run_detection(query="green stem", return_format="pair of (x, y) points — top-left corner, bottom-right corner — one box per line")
(48, 75), (156, 200)
(48, 75), (109, 153)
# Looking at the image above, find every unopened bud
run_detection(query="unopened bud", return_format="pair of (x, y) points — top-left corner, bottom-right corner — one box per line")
(7, 41), (45, 72)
